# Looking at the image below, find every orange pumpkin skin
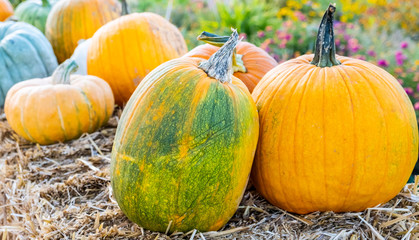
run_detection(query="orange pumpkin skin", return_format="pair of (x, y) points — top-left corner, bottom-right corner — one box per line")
(185, 42), (277, 93)
(0, 0), (13, 21)
(251, 54), (419, 214)
(45, 0), (121, 63)
(87, 12), (188, 106)
(4, 60), (115, 145)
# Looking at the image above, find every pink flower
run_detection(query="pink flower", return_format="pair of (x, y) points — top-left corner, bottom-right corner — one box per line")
(294, 11), (307, 21)
(257, 31), (265, 38)
(344, 34), (351, 41)
(283, 20), (292, 28)
(261, 42), (271, 52)
(398, 79), (404, 85)
(395, 50), (407, 66)
(414, 102), (419, 110)
(284, 34), (292, 41)
(367, 50), (376, 57)
(333, 21), (342, 29)
(239, 33), (247, 40)
(357, 55), (366, 60)
(335, 38), (341, 46)
(377, 59), (389, 67)
(401, 41), (408, 49)
(276, 30), (285, 39)
(348, 38), (360, 53)
(279, 41), (286, 49)
(404, 87), (414, 95)
(263, 38), (274, 45)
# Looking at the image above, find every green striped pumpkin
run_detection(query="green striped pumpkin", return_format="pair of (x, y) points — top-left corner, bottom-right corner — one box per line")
(111, 31), (259, 233)
(14, 0), (55, 34)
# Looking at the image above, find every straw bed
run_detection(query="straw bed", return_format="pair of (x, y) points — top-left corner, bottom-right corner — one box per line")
(1, 112), (419, 239)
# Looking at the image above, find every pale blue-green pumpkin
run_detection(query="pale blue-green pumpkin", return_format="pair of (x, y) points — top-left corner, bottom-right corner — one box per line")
(0, 21), (58, 106)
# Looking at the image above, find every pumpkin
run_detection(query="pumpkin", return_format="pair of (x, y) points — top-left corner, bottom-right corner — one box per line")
(111, 30), (258, 233)
(45, 0), (121, 63)
(0, 21), (58, 107)
(185, 31), (277, 93)
(87, 12), (188, 105)
(251, 5), (418, 214)
(0, 0), (13, 21)
(14, 0), (55, 34)
(4, 59), (115, 145)
(71, 38), (91, 75)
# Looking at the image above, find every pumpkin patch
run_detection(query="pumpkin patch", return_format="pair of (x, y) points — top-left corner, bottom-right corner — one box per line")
(2, 1), (419, 239)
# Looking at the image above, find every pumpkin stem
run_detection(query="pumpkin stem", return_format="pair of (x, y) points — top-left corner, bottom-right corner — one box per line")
(120, 0), (129, 15)
(310, 4), (341, 68)
(197, 31), (247, 73)
(52, 59), (79, 85)
(199, 29), (241, 83)
(41, 0), (50, 7)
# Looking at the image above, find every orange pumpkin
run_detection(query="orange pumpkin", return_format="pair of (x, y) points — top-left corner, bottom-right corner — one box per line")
(0, 0), (13, 21)
(45, 0), (121, 63)
(251, 5), (418, 214)
(185, 31), (277, 93)
(87, 12), (188, 105)
(4, 59), (115, 145)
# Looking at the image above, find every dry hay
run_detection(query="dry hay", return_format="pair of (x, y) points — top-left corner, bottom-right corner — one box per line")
(1, 111), (419, 240)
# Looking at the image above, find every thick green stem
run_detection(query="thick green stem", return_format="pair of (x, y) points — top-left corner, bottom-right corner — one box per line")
(310, 4), (341, 67)
(52, 59), (78, 85)
(120, 0), (129, 15)
(197, 31), (247, 73)
(41, 0), (50, 7)
(199, 30), (240, 83)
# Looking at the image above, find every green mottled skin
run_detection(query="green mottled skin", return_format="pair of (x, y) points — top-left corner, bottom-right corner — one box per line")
(14, 0), (54, 34)
(0, 21), (58, 107)
(111, 57), (259, 233)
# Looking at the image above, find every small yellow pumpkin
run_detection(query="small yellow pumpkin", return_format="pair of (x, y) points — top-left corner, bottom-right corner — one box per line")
(5, 59), (115, 145)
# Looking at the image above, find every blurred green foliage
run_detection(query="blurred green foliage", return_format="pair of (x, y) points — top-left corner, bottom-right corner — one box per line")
(197, 0), (279, 39)
(9, 0), (25, 8)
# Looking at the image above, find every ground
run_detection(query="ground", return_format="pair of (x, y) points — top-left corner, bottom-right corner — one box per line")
(1, 112), (419, 240)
